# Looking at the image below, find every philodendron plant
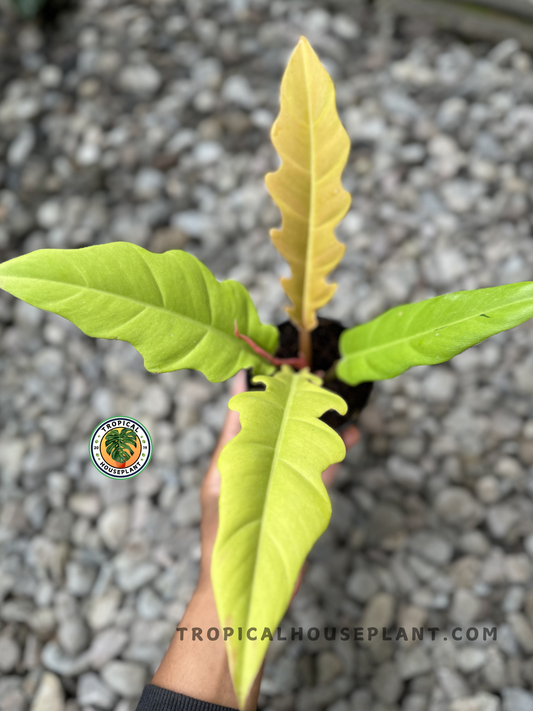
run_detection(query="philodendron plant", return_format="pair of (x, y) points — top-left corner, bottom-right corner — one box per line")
(2, 36), (533, 707)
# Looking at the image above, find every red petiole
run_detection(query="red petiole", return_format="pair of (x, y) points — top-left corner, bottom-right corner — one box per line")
(234, 321), (309, 370)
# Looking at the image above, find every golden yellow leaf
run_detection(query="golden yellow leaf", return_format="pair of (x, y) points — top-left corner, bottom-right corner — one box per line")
(265, 36), (351, 332)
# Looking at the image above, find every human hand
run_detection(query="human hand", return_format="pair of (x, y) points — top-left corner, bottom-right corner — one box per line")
(152, 370), (360, 710)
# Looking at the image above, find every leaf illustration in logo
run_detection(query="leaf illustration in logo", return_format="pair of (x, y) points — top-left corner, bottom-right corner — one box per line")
(104, 428), (138, 465)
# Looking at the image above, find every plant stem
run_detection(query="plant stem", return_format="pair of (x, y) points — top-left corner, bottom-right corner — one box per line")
(234, 321), (308, 369)
(298, 328), (313, 370)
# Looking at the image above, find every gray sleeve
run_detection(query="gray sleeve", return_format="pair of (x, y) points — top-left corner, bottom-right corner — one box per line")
(135, 685), (239, 711)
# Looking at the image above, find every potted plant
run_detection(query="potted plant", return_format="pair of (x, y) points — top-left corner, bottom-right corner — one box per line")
(2, 37), (533, 709)
(104, 427), (138, 469)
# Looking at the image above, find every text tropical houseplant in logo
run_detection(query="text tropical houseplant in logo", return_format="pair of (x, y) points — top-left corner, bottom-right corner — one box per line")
(89, 417), (152, 479)
(2, 37), (533, 708)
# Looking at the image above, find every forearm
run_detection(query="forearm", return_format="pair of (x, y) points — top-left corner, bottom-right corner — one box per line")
(151, 582), (261, 711)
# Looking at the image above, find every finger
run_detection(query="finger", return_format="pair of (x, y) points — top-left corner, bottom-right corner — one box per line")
(230, 369), (247, 396)
(200, 372), (249, 565)
(214, 370), (247, 452)
(202, 371), (247, 497)
(213, 372), (246, 458)
(216, 408), (241, 453)
(340, 424), (360, 450)
(322, 462), (339, 488)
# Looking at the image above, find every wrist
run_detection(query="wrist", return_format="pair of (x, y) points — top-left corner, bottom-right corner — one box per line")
(152, 582), (261, 711)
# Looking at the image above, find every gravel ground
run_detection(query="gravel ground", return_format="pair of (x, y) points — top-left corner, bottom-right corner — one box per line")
(2, 2), (533, 711)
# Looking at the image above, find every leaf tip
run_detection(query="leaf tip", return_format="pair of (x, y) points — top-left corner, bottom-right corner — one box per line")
(236, 691), (248, 711)
(296, 35), (316, 56)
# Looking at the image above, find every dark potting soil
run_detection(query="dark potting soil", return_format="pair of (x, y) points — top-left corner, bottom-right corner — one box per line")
(246, 318), (373, 430)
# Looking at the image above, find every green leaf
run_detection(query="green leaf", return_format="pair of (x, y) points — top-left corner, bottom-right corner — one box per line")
(0, 243), (279, 382)
(212, 366), (347, 709)
(337, 282), (533, 386)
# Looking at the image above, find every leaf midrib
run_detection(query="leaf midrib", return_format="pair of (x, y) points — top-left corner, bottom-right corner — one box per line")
(242, 372), (299, 637)
(301, 45), (315, 330)
(342, 294), (533, 361)
(1, 273), (258, 357)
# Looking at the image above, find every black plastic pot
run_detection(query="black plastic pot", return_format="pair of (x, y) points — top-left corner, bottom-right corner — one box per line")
(246, 318), (373, 430)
